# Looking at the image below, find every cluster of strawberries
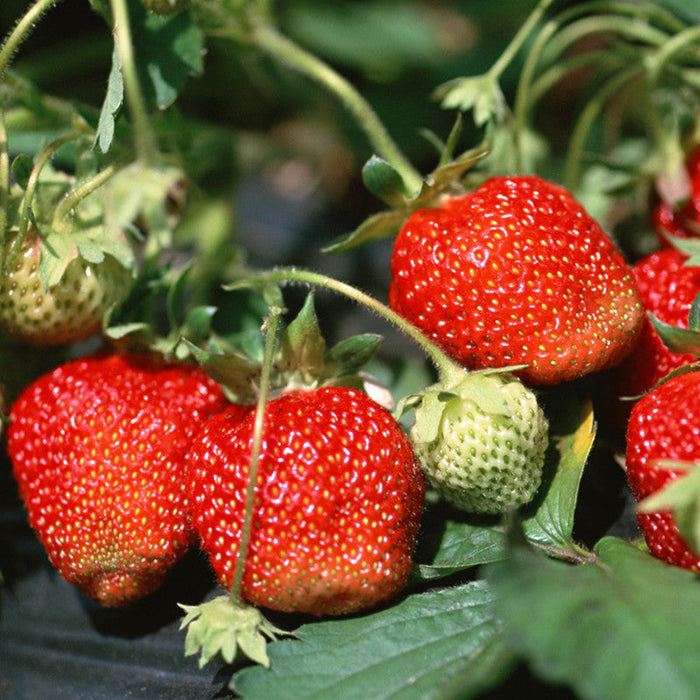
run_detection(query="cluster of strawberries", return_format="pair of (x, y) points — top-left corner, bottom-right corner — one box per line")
(4, 163), (699, 630)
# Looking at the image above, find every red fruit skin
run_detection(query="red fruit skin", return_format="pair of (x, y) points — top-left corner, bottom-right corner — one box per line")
(389, 176), (643, 385)
(625, 371), (700, 572)
(653, 146), (700, 246)
(186, 387), (426, 616)
(6, 353), (229, 606)
(614, 247), (700, 401)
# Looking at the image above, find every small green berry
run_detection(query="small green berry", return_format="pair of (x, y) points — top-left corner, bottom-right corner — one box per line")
(410, 371), (549, 514)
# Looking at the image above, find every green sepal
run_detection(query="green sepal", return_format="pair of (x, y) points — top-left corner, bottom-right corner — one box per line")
(184, 290), (384, 403)
(406, 369), (517, 445)
(362, 156), (407, 207)
(323, 140), (490, 253)
(638, 461), (700, 555)
(11, 154), (34, 190)
(648, 311), (700, 356)
(102, 161), (188, 250)
(179, 595), (290, 669)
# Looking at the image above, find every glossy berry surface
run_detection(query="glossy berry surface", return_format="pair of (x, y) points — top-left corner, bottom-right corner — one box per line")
(6, 353), (229, 606)
(389, 175), (643, 385)
(625, 370), (700, 572)
(186, 387), (426, 616)
(613, 247), (700, 401)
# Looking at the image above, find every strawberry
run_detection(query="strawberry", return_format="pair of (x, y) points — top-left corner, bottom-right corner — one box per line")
(388, 175), (644, 385)
(612, 247), (700, 402)
(185, 386), (425, 616)
(408, 370), (548, 514)
(625, 369), (700, 572)
(6, 352), (229, 606)
(0, 229), (132, 347)
(652, 145), (700, 246)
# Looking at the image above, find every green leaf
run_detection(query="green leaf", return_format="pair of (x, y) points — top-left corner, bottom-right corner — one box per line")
(688, 291), (700, 332)
(94, 43), (124, 154)
(322, 334), (382, 379)
(522, 391), (595, 559)
(413, 511), (508, 582)
(131, 0), (204, 109)
(361, 156), (407, 205)
(184, 339), (261, 404)
(488, 533), (700, 700)
(231, 581), (516, 700)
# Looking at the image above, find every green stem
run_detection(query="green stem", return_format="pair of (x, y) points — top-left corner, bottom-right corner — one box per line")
(248, 20), (423, 197)
(486, 0), (558, 84)
(13, 130), (83, 255)
(564, 63), (643, 191)
(229, 303), (284, 604)
(646, 23), (700, 81)
(257, 267), (463, 383)
(0, 0), (63, 79)
(109, 0), (158, 166)
(52, 159), (127, 228)
(0, 111), (8, 247)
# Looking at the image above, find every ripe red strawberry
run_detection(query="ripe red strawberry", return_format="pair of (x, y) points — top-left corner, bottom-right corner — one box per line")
(6, 353), (229, 606)
(186, 387), (425, 616)
(388, 175), (644, 385)
(0, 229), (132, 347)
(652, 146), (700, 246)
(613, 247), (700, 402)
(625, 370), (700, 572)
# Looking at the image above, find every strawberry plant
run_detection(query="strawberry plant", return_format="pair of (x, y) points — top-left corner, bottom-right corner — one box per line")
(1, 1), (700, 699)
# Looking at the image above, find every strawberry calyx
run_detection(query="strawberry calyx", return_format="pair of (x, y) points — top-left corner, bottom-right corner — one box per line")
(184, 288), (387, 405)
(398, 365), (528, 445)
(179, 595), (290, 669)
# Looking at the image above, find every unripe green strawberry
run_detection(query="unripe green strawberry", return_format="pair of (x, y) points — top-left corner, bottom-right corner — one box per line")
(0, 230), (131, 347)
(410, 371), (549, 514)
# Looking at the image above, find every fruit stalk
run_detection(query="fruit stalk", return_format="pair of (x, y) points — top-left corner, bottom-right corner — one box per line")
(0, 111), (8, 245)
(0, 0), (63, 79)
(247, 20), (423, 197)
(247, 267), (467, 385)
(228, 300), (284, 604)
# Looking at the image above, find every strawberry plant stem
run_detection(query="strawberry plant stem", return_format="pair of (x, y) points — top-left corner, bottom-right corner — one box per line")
(229, 303), (284, 604)
(0, 0), (63, 79)
(109, 0), (158, 167)
(257, 268), (464, 384)
(12, 130), (83, 261)
(52, 159), (126, 229)
(485, 0), (557, 86)
(0, 111), (8, 246)
(248, 20), (423, 198)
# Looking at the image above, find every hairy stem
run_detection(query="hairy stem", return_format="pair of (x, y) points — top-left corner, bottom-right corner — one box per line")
(229, 303), (284, 604)
(0, 0), (63, 79)
(0, 111), (8, 247)
(52, 159), (127, 228)
(254, 267), (464, 383)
